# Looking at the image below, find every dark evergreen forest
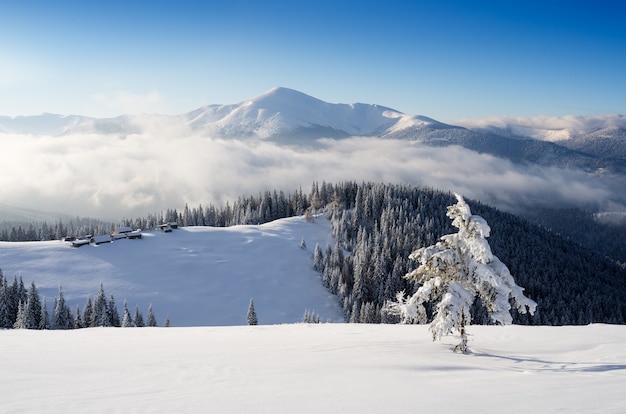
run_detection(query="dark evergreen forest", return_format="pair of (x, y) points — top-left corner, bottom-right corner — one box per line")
(2, 181), (625, 326)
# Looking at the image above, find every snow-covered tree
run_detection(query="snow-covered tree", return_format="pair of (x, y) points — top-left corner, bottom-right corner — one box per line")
(394, 193), (537, 353)
(13, 301), (26, 329)
(39, 298), (49, 330)
(133, 306), (145, 327)
(302, 309), (320, 323)
(92, 283), (110, 327)
(147, 304), (157, 327)
(247, 298), (258, 325)
(108, 295), (120, 327)
(313, 243), (324, 272)
(74, 305), (83, 329)
(0, 276), (11, 328)
(121, 301), (133, 327)
(26, 282), (41, 329)
(83, 296), (94, 328)
(52, 285), (72, 330)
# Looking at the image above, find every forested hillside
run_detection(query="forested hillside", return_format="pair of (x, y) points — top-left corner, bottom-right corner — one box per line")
(121, 181), (625, 326)
(2, 181), (625, 326)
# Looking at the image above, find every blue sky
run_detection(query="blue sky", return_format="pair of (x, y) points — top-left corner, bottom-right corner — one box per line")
(1, 0), (625, 121)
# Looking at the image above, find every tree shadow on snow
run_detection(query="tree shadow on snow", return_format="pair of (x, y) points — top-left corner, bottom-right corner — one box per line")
(468, 349), (626, 373)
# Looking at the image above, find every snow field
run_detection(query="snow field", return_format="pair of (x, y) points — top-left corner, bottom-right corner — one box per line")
(1, 323), (625, 413)
(0, 216), (344, 326)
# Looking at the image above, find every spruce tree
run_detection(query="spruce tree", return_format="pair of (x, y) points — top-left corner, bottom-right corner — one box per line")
(147, 304), (157, 327)
(39, 298), (49, 330)
(26, 282), (41, 329)
(108, 295), (120, 327)
(13, 301), (26, 329)
(247, 299), (258, 325)
(74, 305), (83, 329)
(53, 285), (71, 330)
(392, 193), (537, 353)
(0, 276), (11, 328)
(133, 306), (145, 327)
(92, 283), (110, 327)
(121, 301), (133, 327)
(83, 296), (94, 327)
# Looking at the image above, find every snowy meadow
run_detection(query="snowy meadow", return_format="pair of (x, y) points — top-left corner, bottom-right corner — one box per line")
(1, 324), (625, 413)
(1, 215), (625, 412)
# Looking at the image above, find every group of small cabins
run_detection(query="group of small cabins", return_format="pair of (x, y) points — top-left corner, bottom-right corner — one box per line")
(62, 223), (173, 247)
(65, 222), (178, 247)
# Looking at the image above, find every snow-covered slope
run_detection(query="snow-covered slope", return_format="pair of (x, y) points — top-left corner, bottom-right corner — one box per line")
(0, 215), (344, 326)
(1, 323), (625, 413)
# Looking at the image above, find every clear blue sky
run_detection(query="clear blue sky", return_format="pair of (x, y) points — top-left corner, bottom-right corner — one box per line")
(1, 0), (625, 121)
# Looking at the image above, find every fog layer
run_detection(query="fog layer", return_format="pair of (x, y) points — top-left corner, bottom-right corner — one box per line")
(1, 131), (623, 220)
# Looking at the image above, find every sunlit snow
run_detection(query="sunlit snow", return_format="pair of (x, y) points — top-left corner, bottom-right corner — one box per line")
(1, 324), (625, 413)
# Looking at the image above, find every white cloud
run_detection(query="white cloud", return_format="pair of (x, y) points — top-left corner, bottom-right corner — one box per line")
(454, 114), (626, 132)
(0, 131), (624, 220)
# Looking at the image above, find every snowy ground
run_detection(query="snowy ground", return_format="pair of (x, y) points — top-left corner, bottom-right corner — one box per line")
(0, 215), (344, 326)
(1, 323), (625, 413)
(2, 215), (625, 412)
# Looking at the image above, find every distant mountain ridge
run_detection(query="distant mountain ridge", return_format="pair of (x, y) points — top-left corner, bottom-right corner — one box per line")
(1, 87), (624, 172)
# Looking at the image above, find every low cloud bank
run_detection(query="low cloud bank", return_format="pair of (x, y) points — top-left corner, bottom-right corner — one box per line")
(455, 114), (626, 132)
(1, 131), (624, 220)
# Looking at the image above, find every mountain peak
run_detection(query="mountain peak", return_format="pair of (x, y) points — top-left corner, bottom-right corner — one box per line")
(243, 87), (327, 109)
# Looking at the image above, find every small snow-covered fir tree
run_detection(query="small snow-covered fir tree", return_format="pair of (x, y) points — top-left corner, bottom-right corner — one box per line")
(147, 304), (157, 327)
(13, 301), (26, 329)
(39, 298), (49, 330)
(393, 193), (537, 353)
(108, 294), (120, 327)
(133, 306), (145, 327)
(92, 283), (110, 327)
(52, 285), (72, 330)
(247, 298), (258, 325)
(121, 301), (133, 328)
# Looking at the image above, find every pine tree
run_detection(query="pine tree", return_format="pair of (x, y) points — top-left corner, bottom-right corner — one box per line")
(163, 315), (171, 327)
(26, 282), (42, 329)
(133, 306), (145, 327)
(121, 301), (133, 327)
(393, 194), (537, 353)
(0, 275), (11, 328)
(247, 298), (258, 325)
(53, 285), (71, 330)
(108, 294), (120, 327)
(313, 243), (324, 272)
(147, 304), (157, 327)
(39, 298), (49, 330)
(83, 296), (94, 327)
(13, 301), (26, 329)
(92, 283), (110, 327)
(74, 305), (83, 329)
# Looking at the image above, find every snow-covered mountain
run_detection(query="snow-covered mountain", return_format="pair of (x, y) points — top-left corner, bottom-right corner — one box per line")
(0, 87), (451, 139)
(183, 87), (438, 139)
(1, 87), (624, 172)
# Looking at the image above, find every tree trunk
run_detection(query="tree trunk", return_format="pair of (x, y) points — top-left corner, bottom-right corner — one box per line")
(456, 309), (468, 353)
